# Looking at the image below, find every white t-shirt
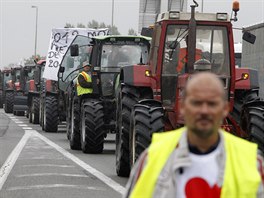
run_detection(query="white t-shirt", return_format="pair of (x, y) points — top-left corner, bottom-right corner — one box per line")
(175, 145), (221, 198)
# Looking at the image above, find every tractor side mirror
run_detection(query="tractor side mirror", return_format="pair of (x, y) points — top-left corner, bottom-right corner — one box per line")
(141, 27), (153, 37)
(70, 44), (79, 57)
(59, 67), (65, 73)
(242, 31), (256, 44)
(34, 69), (40, 85)
(66, 57), (74, 68)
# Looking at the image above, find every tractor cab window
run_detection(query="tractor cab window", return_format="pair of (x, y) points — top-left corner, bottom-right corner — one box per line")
(100, 41), (149, 97)
(15, 70), (21, 82)
(162, 24), (230, 106)
(4, 73), (11, 82)
(60, 35), (92, 92)
(27, 67), (35, 80)
(100, 43), (148, 68)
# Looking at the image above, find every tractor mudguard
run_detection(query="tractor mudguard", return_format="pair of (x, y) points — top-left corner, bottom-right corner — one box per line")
(235, 68), (259, 90)
(138, 99), (162, 107)
(121, 65), (151, 87)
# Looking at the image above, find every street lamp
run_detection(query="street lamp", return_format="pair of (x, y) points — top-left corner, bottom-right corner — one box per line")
(111, 0), (114, 35)
(31, 5), (38, 58)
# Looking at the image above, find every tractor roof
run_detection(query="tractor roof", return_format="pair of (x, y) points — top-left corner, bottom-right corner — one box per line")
(157, 11), (230, 23)
(37, 59), (46, 65)
(93, 35), (151, 41)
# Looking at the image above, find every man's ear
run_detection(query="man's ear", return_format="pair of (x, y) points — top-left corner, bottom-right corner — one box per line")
(223, 101), (230, 118)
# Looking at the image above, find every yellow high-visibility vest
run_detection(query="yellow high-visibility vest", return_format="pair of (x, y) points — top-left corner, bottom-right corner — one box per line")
(77, 71), (93, 96)
(131, 127), (261, 198)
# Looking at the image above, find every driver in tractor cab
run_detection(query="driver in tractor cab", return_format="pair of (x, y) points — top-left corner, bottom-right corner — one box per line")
(76, 61), (93, 96)
(108, 46), (129, 66)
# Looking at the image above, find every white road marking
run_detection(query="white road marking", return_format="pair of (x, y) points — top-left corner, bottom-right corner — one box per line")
(33, 131), (126, 194)
(18, 156), (64, 160)
(0, 131), (32, 190)
(22, 164), (75, 168)
(22, 127), (32, 130)
(6, 184), (106, 191)
(14, 121), (23, 124)
(16, 173), (89, 178)
(18, 124), (28, 127)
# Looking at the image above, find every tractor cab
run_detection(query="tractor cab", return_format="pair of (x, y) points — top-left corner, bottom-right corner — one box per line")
(89, 36), (150, 97)
(145, 3), (239, 127)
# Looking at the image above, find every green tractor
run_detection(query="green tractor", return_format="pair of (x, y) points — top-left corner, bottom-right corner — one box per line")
(58, 35), (151, 154)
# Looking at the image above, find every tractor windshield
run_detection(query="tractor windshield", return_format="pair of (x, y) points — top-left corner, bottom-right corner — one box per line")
(100, 43), (148, 67)
(3, 72), (12, 82)
(27, 67), (35, 80)
(15, 69), (21, 82)
(100, 41), (149, 96)
(162, 25), (230, 106)
(163, 25), (230, 75)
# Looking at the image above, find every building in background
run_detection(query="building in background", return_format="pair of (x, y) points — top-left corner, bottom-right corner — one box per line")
(242, 22), (264, 97)
(138, 0), (187, 33)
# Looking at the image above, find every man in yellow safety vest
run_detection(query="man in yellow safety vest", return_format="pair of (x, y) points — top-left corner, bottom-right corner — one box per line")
(77, 61), (93, 96)
(124, 72), (264, 198)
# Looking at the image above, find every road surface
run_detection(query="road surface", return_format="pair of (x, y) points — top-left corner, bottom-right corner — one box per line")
(0, 109), (128, 198)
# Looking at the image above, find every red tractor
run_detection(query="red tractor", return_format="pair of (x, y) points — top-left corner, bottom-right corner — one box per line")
(34, 60), (66, 132)
(115, 1), (264, 177)
(0, 69), (12, 109)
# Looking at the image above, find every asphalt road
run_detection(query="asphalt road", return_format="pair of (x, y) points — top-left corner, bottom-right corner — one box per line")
(0, 109), (128, 198)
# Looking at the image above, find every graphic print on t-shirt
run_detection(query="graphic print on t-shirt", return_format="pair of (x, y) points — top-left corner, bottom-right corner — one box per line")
(176, 145), (221, 198)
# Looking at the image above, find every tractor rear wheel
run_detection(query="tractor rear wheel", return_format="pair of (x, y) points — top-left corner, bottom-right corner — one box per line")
(130, 103), (164, 167)
(44, 96), (58, 132)
(70, 97), (81, 150)
(115, 85), (152, 177)
(81, 99), (105, 154)
(32, 97), (40, 124)
(5, 91), (14, 113)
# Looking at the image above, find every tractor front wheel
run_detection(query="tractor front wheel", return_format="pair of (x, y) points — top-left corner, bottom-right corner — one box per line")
(4, 91), (14, 113)
(44, 95), (58, 132)
(70, 97), (81, 150)
(129, 103), (164, 167)
(81, 99), (105, 154)
(32, 97), (40, 124)
(0, 91), (3, 108)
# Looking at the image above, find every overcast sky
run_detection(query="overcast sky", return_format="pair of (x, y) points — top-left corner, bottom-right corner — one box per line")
(0, 0), (263, 68)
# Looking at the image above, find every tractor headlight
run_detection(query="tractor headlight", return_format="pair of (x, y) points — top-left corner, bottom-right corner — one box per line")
(216, 13), (228, 21)
(169, 11), (180, 19)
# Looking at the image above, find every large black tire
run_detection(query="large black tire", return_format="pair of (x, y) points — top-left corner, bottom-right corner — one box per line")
(129, 103), (164, 167)
(44, 96), (58, 132)
(232, 89), (264, 152)
(32, 97), (40, 124)
(115, 85), (152, 177)
(4, 91), (14, 113)
(0, 91), (3, 108)
(70, 97), (81, 150)
(81, 99), (105, 154)
(242, 105), (264, 152)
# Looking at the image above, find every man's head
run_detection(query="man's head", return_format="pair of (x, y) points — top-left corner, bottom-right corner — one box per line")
(82, 61), (91, 72)
(180, 72), (229, 139)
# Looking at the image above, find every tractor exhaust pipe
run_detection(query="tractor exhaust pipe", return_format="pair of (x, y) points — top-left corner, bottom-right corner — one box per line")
(187, 1), (198, 73)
